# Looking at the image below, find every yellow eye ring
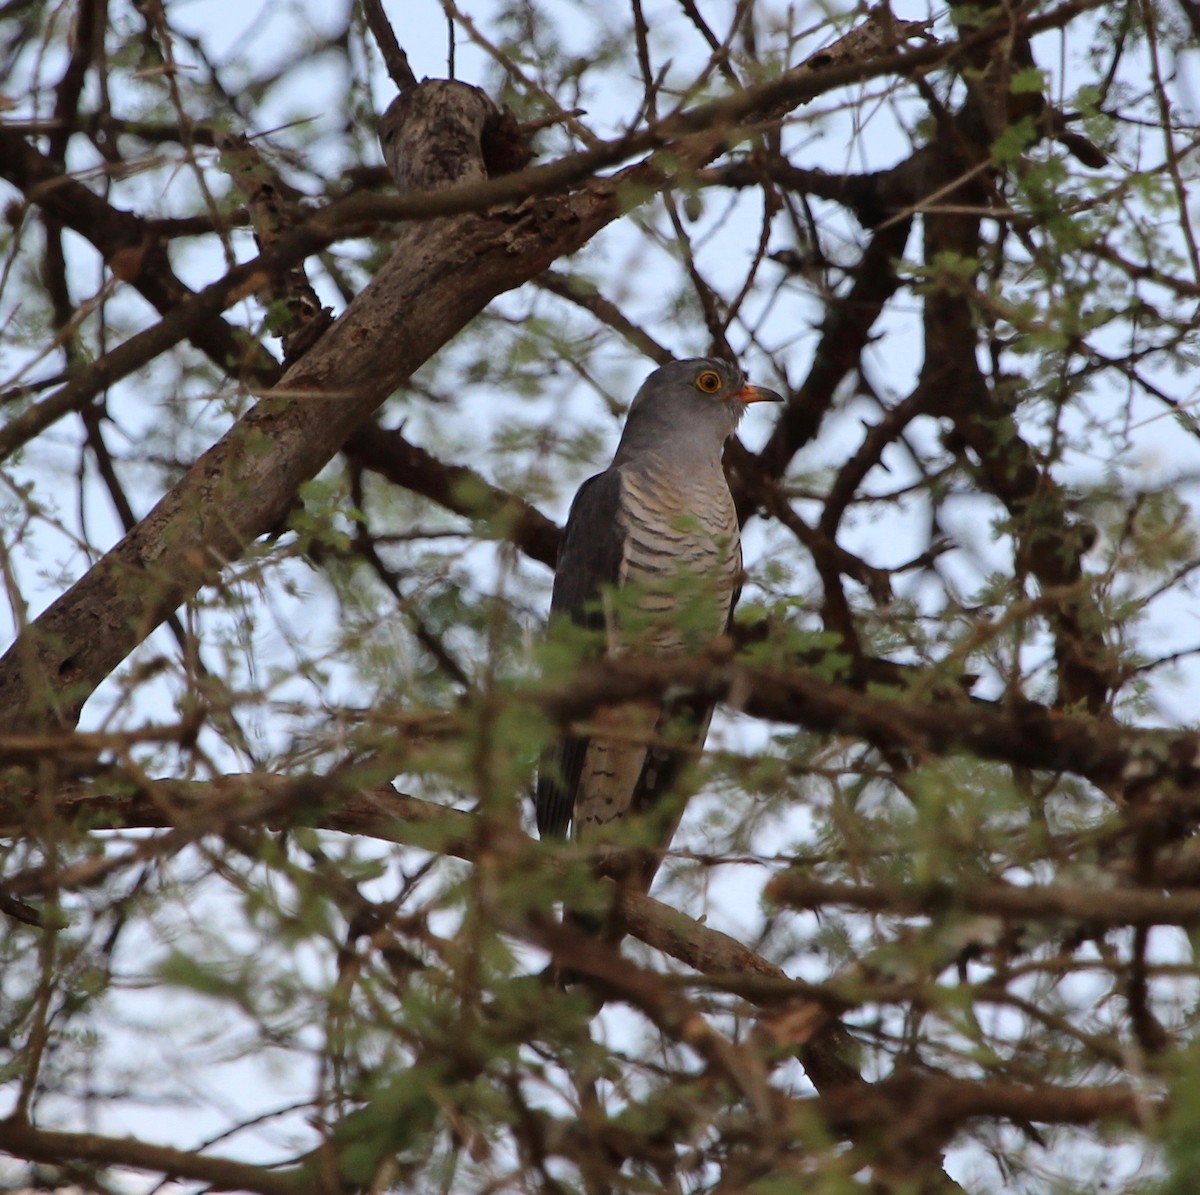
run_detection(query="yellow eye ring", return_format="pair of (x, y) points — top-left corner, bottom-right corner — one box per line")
(695, 370), (722, 394)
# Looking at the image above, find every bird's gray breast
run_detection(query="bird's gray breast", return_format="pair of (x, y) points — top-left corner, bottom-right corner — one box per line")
(542, 358), (774, 854)
(572, 461), (739, 843)
(613, 462), (741, 647)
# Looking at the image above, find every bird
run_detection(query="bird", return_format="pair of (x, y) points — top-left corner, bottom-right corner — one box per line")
(536, 357), (782, 918)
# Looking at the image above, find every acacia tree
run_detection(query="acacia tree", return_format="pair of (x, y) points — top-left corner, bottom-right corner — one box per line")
(1, 0), (1199, 1190)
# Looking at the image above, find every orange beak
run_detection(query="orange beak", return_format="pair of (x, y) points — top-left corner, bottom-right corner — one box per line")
(731, 382), (785, 405)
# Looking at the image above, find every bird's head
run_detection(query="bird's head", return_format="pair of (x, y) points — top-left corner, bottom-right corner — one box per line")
(617, 358), (784, 463)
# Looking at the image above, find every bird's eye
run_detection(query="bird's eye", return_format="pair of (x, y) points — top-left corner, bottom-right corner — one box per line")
(695, 370), (722, 393)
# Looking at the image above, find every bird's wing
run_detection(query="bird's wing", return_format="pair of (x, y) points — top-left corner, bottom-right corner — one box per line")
(536, 468), (627, 839)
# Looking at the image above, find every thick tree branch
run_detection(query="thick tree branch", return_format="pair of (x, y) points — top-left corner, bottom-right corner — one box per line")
(344, 422), (560, 568)
(0, 1118), (305, 1195)
(768, 872), (1200, 929)
(362, 0), (420, 94)
(538, 653), (1181, 797)
(813, 1072), (1154, 1176)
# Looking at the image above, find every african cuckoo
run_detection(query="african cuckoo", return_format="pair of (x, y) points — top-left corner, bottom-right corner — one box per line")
(536, 357), (782, 903)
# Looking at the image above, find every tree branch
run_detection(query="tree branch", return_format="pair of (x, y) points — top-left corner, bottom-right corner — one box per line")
(0, 1118), (305, 1195)
(768, 872), (1200, 929)
(344, 421), (560, 568)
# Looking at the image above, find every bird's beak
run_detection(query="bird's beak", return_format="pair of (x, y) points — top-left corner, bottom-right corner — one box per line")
(731, 382), (785, 405)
